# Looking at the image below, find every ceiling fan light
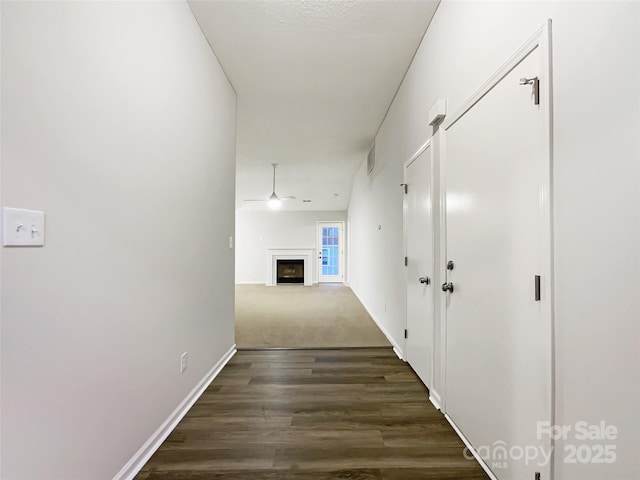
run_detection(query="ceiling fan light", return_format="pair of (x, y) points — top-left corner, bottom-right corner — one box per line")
(268, 194), (282, 209)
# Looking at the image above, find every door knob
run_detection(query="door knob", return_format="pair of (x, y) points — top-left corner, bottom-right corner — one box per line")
(441, 282), (454, 293)
(419, 276), (430, 285)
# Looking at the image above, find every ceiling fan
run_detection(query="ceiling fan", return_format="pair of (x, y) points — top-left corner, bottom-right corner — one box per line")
(243, 163), (296, 208)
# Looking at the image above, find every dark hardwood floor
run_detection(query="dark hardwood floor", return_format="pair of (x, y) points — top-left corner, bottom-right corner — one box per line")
(135, 348), (489, 480)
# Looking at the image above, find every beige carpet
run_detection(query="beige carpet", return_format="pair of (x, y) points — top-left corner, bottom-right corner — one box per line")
(235, 284), (391, 349)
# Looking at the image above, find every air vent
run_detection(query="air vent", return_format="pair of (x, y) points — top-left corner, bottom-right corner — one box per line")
(367, 142), (375, 175)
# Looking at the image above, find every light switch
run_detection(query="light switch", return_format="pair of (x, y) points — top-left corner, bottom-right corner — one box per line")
(3, 207), (45, 246)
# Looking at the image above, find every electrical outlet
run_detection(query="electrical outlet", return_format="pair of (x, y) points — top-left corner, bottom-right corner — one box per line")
(180, 352), (188, 374)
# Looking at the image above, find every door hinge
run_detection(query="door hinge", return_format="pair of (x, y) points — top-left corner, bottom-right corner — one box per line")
(535, 473), (541, 480)
(535, 275), (541, 301)
(404, 329), (408, 339)
(520, 76), (540, 105)
(404, 256), (408, 266)
(400, 183), (408, 194)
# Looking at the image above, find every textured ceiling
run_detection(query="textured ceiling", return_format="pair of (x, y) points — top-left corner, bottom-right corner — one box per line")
(188, 0), (439, 211)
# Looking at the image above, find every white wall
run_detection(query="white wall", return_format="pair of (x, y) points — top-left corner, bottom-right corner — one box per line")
(348, 1), (640, 479)
(0, 2), (236, 479)
(348, 156), (405, 348)
(235, 209), (347, 284)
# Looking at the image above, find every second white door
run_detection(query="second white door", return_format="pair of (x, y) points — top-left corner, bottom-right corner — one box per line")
(405, 143), (435, 390)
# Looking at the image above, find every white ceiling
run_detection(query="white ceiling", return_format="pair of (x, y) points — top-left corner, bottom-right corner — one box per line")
(188, 0), (439, 211)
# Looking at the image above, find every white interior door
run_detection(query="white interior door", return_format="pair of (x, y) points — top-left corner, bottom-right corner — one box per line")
(404, 143), (435, 390)
(317, 222), (344, 283)
(443, 35), (552, 479)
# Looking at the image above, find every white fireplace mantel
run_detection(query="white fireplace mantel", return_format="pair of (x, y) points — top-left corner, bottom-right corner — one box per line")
(266, 248), (315, 286)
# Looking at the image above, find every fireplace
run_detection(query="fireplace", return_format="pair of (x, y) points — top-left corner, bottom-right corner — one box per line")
(266, 249), (313, 286)
(277, 259), (304, 284)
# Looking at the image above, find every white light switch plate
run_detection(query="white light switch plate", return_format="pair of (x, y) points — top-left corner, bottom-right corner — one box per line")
(3, 207), (45, 246)
(180, 352), (188, 374)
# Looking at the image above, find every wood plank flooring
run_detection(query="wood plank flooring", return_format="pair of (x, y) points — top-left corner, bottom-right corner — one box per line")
(135, 348), (489, 480)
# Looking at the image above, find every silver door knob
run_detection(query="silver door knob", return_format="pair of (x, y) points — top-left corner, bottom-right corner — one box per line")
(419, 276), (430, 285)
(441, 282), (454, 293)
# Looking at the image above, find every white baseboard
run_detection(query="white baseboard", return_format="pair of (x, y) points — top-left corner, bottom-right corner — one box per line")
(113, 344), (237, 480)
(234, 281), (263, 285)
(444, 413), (498, 480)
(392, 346), (404, 361)
(429, 390), (442, 411)
(349, 287), (405, 359)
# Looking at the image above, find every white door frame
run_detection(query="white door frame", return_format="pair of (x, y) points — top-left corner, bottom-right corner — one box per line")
(316, 221), (345, 283)
(439, 20), (555, 478)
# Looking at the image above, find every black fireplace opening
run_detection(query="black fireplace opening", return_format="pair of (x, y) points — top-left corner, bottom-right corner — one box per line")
(277, 259), (304, 284)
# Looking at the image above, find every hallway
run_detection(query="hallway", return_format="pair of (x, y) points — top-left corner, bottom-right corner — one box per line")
(2, 2), (638, 479)
(135, 349), (488, 479)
